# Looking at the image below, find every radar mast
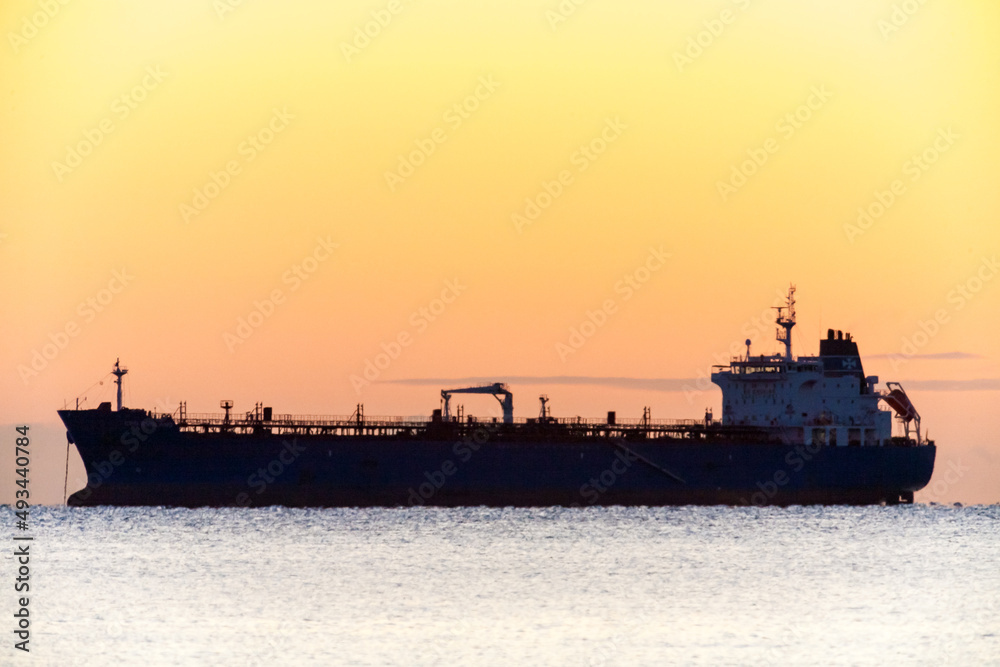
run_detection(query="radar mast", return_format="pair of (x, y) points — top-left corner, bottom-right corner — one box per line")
(774, 285), (796, 361)
(112, 358), (129, 411)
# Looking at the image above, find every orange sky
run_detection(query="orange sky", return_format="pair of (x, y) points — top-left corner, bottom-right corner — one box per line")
(1, 0), (998, 505)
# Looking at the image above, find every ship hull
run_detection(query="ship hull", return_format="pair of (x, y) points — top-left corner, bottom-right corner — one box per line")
(59, 409), (936, 508)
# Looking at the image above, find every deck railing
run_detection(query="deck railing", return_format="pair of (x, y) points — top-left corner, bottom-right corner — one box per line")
(148, 409), (713, 430)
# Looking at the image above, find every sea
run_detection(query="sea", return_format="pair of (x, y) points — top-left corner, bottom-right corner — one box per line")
(8, 505), (999, 666)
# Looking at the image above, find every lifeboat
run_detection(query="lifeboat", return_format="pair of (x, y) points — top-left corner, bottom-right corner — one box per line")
(883, 386), (917, 422)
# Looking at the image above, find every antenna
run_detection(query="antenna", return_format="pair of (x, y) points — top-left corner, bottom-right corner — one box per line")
(773, 285), (796, 361)
(112, 359), (129, 411)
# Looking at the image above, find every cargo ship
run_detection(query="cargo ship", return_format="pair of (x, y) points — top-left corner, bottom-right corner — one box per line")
(59, 288), (935, 507)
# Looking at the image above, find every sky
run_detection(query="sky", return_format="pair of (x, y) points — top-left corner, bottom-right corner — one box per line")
(1, 0), (998, 505)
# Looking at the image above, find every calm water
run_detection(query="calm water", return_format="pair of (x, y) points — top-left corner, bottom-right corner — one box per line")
(9, 505), (999, 666)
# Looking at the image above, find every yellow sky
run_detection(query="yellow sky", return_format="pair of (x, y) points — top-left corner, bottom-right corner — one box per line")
(2, 0), (998, 504)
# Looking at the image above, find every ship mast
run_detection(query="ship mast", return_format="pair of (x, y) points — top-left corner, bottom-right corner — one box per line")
(112, 358), (128, 411)
(774, 285), (796, 361)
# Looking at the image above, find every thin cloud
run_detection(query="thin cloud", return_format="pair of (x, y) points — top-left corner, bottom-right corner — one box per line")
(898, 378), (1000, 391)
(867, 351), (984, 360)
(382, 376), (700, 392)
(385, 375), (1000, 392)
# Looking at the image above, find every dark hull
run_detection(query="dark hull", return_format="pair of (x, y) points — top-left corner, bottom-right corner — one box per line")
(59, 409), (936, 508)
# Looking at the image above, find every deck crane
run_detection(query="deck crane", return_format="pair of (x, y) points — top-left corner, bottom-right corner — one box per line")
(441, 383), (513, 424)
